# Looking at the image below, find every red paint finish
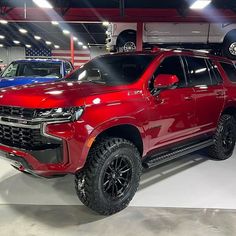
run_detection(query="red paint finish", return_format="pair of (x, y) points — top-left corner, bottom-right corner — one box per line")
(0, 50), (235, 177)
(70, 35), (75, 65)
(3, 8), (236, 23)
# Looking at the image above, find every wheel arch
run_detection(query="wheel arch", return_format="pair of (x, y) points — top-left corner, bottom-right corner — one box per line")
(223, 30), (236, 44)
(222, 106), (236, 120)
(116, 30), (137, 47)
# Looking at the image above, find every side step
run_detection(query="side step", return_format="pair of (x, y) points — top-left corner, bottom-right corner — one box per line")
(143, 139), (214, 169)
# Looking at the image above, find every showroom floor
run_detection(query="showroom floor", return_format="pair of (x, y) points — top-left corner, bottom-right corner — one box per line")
(1, 150), (236, 235)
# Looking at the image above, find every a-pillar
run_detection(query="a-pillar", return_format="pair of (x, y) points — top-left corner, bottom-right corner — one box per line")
(136, 22), (143, 51)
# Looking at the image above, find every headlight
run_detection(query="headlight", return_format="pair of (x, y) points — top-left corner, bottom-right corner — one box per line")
(37, 107), (84, 121)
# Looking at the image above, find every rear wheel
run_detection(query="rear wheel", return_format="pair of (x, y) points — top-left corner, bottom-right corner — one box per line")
(208, 114), (236, 160)
(75, 137), (142, 215)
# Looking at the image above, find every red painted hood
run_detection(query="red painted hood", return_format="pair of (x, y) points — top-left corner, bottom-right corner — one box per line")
(0, 81), (124, 108)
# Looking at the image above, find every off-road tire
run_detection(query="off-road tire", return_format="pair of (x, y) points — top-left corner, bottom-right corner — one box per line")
(208, 114), (236, 160)
(75, 137), (142, 215)
(222, 34), (236, 60)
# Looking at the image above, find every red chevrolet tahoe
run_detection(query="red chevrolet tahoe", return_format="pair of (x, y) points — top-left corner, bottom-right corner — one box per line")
(0, 49), (236, 215)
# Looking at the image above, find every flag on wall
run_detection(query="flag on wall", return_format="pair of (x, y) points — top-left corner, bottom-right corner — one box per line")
(52, 49), (91, 67)
(25, 48), (91, 67)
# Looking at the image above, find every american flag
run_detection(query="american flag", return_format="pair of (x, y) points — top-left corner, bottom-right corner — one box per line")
(25, 48), (91, 67)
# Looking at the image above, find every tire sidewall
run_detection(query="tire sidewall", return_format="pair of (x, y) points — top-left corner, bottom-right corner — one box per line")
(94, 143), (141, 211)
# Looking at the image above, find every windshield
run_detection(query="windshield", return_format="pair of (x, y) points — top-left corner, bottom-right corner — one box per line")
(67, 55), (155, 86)
(2, 61), (62, 78)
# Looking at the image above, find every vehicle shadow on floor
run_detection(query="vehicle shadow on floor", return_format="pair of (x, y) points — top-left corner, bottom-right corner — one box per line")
(139, 151), (209, 191)
(0, 151), (210, 227)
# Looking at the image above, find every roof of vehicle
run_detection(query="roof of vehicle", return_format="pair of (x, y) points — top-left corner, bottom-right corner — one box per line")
(103, 48), (234, 64)
(10, 59), (68, 64)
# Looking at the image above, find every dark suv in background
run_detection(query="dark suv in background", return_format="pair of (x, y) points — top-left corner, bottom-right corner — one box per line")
(0, 49), (236, 215)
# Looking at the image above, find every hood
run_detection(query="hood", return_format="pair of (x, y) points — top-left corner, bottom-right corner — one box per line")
(0, 81), (124, 108)
(0, 76), (58, 88)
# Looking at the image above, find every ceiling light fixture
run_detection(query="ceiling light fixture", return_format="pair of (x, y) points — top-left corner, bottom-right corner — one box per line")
(51, 21), (59, 25)
(102, 21), (109, 26)
(0, 20), (8, 24)
(13, 40), (20, 44)
(19, 28), (28, 34)
(73, 37), (78, 41)
(32, 0), (53, 9)
(62, 29), (70, 35)
(25, 44), (32, 48)
(0, 44), (3, 47)
(54, 45), (60, 49)
(0, 35), (5, 39)
(82, 45), (88, 49)
(78, 41), (83, 46)
(190, 0), (211, 9)
(34, 35), (41, 40)
(45, 41), (52, 45)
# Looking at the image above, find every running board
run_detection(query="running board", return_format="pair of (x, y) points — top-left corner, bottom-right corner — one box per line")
(143, 139), (214, 169)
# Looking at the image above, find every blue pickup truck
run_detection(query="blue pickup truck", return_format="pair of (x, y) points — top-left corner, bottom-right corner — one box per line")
(0, 59), (74, 88)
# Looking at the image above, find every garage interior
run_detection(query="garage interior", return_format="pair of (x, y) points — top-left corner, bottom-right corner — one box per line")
(1, 0), (236, 235)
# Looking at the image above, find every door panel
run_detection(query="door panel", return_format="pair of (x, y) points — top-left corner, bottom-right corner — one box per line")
(146, 56), (197, 151)
(147, 87), (196, 149)
(184, 56), (225, 132)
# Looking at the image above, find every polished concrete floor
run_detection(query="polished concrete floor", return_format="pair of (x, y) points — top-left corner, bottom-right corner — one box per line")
(1, 150), (236, 235)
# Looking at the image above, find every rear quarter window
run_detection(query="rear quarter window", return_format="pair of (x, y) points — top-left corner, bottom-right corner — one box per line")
(220, 62), (236, 82)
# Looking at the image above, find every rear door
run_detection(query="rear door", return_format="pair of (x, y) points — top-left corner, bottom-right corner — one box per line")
(184, 56), (225, 132)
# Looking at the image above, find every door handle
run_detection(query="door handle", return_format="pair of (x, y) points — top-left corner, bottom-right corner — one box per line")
(216, 91), (224, 96)
(184, 96), (193, 101)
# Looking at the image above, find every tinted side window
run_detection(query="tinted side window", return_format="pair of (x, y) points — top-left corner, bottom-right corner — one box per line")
(220, 62), (236, 82)
(207, 60), (223, 85)
(152, 56), (186, 88)
(185, 57), (211, 86)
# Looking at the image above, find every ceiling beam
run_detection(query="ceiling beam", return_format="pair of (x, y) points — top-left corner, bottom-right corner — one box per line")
(2, 7), (236, 23)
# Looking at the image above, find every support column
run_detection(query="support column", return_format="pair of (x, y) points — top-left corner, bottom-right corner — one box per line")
(136, 22), (143, 51)
(70, 35), (75, 65)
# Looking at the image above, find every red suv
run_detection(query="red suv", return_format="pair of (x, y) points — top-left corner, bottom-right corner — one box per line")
(0, 49), (236, 215)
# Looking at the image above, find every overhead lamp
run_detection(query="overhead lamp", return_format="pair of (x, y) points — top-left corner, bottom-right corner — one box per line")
(45, 41), (52, 45)
(51, 21), (59, 25)
(13, 40), (20, 44)
(0, 20), (8, 24)
(54, 45), (60, 49)
(32, 0), (53, 9)
(34, 35), (41, 40)
(102, 21), (109, 26)
(0, 44), (3, 47)
(0, 35), (5, 39)
(82, 45), (88, 49)
(73, 37), (78, 41)
(19, 28), (28, 34)
(25, 44), (32, 48)
(63, 29), (70, 35)
(78, 41), (83, 46)
(190, 0), (211, 9)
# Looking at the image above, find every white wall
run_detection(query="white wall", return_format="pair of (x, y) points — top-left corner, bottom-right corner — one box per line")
(0, 47), (25, 65)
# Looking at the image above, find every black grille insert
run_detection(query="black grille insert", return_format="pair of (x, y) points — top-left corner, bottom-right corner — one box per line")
(0, 124), (58, 150)
(0, 106), (36, 119)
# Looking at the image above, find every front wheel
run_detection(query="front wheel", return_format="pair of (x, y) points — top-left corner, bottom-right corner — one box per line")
(208, 114), (236, 160)
(75, 137), (142, 215)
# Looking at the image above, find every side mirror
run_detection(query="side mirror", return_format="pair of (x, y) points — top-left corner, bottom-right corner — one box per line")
(154, 74), (179, 90)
